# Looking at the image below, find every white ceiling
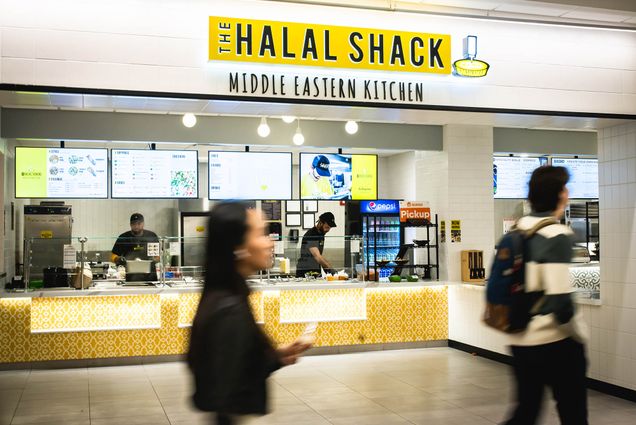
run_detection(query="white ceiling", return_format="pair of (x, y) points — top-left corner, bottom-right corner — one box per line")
(276, 0), (636, 27)
(1, 90), (630, 132)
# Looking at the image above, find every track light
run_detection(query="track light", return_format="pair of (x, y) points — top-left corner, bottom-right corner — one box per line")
(345, 120), (359, 135)
(257, 117), (271, 138)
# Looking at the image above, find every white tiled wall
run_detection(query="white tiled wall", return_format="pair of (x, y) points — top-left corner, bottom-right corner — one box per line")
(596, 122), (636, 390)
(443, 125), (496, 283)
(383, 153), (416, 201)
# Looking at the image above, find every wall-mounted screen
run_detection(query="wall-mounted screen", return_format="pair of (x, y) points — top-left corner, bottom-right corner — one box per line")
(111, 149), (198, 198)
(15, 147), (108, 199)
(299, 153), (377, 200)
(552, 158), (598, 199)
(494, 157), (542, 199)
(208, 151), (292, 200)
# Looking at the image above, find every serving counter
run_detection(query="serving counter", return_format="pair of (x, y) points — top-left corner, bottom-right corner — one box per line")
(0, 281), (448, 365)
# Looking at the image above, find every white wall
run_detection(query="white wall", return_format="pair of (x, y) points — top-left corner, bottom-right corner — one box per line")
(382, 153), (415, 201)
(595, 122), (636, 390)
(1, 0), (635, 115)
(443, 125), (496, 282)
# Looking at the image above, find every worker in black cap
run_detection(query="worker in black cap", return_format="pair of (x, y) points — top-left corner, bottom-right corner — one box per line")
(111, 213), (160, 281)
(301, 155), (335, 199)
(295, 212), (338, 278)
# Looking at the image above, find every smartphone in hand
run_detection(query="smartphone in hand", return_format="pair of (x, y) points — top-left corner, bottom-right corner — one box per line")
(299, 322), (318, 345)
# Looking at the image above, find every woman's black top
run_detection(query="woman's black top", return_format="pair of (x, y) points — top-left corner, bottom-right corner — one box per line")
(187, 287), (281, 415)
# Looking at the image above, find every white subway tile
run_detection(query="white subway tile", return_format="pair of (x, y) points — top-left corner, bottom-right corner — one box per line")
(620, 160), (628, 184)
(1, 28), (36, 58)
(0, 57), (35, 84)
(615, 307), (636, 334)
(627, 133), (636, 159)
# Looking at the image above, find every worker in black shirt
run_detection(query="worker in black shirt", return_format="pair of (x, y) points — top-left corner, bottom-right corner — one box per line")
(111, 213), (160, 281)
(295, 212), (337, 278)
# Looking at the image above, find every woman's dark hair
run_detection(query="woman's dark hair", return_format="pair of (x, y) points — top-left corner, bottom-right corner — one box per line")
(528, 166), (570, 213)
(203, 202), (250, 295)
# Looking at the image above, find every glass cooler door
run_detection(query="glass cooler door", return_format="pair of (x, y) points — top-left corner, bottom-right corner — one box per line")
(363, 215), (402, 280)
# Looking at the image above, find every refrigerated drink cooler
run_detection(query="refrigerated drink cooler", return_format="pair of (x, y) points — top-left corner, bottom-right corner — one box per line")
(360, 201), (403, 280)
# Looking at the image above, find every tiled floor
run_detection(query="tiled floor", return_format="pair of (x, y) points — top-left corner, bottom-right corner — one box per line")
(1, 348), (636, 424)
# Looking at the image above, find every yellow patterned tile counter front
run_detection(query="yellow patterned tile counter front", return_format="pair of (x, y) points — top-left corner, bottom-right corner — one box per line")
(31, 295), (161, 333)
(178, 292), (264, 327)
(0, 285), (448, 364)
(279, 288), (366, 323)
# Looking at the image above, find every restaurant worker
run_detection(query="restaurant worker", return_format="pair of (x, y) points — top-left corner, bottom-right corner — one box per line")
(295, 212), (337, 277)
(301, 155), (335, 199)
(111, 213), (160, 281)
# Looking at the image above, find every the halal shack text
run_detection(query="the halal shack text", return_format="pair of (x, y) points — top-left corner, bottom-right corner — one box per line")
(214, 21), (447, 70)
(211, 18), (453, 102)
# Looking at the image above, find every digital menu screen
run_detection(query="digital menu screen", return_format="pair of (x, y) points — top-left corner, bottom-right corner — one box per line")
(552, 158), (598, 199)
(15, 147), (108, 198)
(208, 151), (292, 200)
(494, 157), (542, 199)
(111, 149), (198, 198)
(299, 153), (377, 200)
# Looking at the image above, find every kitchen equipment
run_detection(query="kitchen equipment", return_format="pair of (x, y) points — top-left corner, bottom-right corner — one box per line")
(43, 267), (69, 288)
(24, 204), (72, 284)
(126, 259), (153, 274)
(180, 212), (208, 267)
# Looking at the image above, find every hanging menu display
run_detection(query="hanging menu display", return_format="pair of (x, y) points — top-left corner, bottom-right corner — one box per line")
(552, 158), (598, 199)
(15, 147), (108, 198)
(493, 157), (542, 199)
(208, 151), (292, 200)
(299, 153), (377, 200)
(111, 149), (198, 198)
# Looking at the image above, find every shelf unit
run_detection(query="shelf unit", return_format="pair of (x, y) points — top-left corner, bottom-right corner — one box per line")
(364, 214), (440, 282)
(585, 201), (599, 261)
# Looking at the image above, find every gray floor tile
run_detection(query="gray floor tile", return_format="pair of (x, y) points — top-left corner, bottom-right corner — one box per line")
(14, 398), (89, 417)
(4, 348), (636, 425)
(10, 411), (89, 425)
(328, 413), (412, 425)
(166, 411), (214, 425)
(90, 415), (170, 425)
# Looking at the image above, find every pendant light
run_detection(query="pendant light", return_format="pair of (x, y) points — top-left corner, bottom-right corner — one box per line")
(257, 117), (271, 138)
(345, 120), (359, 135)
(293, 120), (305, 146)
(282, 116), (296, 124)
(182, 113), (197, 128)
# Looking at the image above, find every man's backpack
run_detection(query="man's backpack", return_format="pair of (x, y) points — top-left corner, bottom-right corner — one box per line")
(483, 218), (557, 333)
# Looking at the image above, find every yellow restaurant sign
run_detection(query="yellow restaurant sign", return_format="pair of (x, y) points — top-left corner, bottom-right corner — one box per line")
(209, 17), (451, 75)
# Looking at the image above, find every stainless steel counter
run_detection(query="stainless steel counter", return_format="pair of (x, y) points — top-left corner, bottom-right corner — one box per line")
(1, 279), (447, 298)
